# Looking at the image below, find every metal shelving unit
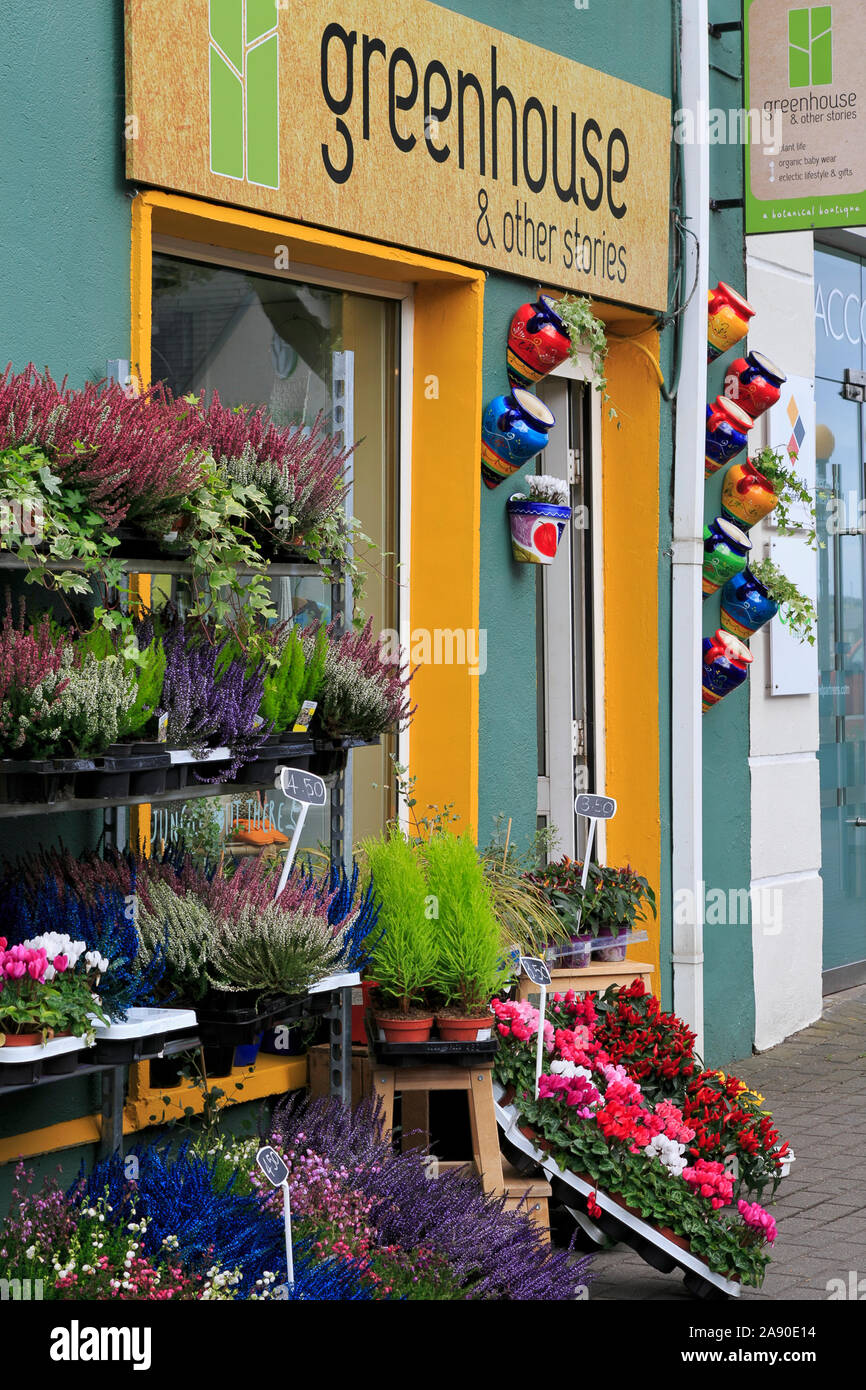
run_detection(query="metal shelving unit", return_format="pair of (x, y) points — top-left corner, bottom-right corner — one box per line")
(0, 548), (355, 1145)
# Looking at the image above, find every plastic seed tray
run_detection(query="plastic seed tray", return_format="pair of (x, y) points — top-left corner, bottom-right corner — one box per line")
(0, 1034), (92, 1088)
(91, 1006), (198, 1065)
(491, 1081), (741, 1299)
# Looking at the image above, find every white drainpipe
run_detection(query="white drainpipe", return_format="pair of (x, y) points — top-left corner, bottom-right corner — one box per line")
(671, 0), (709, 1054)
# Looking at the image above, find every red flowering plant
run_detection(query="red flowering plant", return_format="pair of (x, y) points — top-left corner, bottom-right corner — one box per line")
(491, 982), (785, 1286)
(683, 1069), (790, 1201)
(592, 978), (698, 1102)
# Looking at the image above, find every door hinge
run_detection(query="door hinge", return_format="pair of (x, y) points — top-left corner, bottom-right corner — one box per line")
(567, 448), (581, 485)
(572, 718), (586, 758)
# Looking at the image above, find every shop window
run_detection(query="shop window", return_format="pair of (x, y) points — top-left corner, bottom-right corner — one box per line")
(150, 251), (401, 853)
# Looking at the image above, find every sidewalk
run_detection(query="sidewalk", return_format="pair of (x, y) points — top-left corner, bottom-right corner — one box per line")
(589, 984), (866, 1301)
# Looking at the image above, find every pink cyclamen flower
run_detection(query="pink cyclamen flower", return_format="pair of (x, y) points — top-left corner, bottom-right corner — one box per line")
(53, 955), (69, 973)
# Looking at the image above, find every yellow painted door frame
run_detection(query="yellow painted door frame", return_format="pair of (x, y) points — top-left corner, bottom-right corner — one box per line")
(130, 190), (484, 836)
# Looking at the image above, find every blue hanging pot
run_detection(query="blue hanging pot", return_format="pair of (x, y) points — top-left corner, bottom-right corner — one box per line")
(481, 388), (555, 489)
(720, 568), (779, 641)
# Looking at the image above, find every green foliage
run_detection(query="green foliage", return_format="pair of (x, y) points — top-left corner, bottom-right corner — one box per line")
(0, 443), (130, 637)
(527, 859), (657, 939)
(170, 797), (225, 861)
(423, 832), (507, 1014)
(750, 558), (817, 646)
(749, 445), (817, 542)
(118, 638), (166, 739)
(205, 901), (344, 997)
(178, 456), (279, 631)
(363, 830), (438, 1014)
(553, 296), (617, 425)
(259, 623), (327, 731)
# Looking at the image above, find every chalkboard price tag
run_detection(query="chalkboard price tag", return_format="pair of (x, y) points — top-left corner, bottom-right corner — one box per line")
(575, 793), (617, 820)
(275, 766), (327, 806)
(520, 956), (552, 987)
(256, 1145), (289, 1188)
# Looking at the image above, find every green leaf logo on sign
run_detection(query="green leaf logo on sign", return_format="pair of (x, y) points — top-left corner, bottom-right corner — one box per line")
(788, 5), (833, 87)
(209, 0), (279, 188)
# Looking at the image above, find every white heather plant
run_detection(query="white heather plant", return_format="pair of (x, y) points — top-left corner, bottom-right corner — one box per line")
(318, 653), (394, 741)
(52, 652), (137, 756)
(514, 474), (569, 506)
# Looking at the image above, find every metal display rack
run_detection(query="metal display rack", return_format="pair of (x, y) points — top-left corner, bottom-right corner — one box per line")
(0, 552), (356, 1146)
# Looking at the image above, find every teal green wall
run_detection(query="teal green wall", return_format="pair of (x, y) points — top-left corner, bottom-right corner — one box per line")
(0, 0), (130, 867)
(702, 1), (755, 1061)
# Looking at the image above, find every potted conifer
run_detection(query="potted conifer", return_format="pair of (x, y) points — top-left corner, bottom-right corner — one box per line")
(364, 830), (438, 1042)
(424, 832), (508, 1041)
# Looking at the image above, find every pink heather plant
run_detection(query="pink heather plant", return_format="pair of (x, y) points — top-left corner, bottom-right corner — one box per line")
(0, 365), (205, 531)
(188, 393), (351, 537)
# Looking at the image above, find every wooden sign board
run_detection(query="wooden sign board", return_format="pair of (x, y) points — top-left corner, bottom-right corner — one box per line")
(125, 0), (670, 309)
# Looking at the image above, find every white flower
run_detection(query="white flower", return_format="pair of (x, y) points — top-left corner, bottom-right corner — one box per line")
(550, 1060), (593, 1083)
(25, 1245), (36, 1259)
(644, 1133), (687, 1177)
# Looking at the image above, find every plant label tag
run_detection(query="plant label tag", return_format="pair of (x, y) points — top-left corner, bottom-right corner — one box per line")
(275, 766), (327, 806)
(575, 793), (617, 820)
(256, 1144), (289, 1188)
(520, 956), (552, 987)
(157, 713), (169, 743)
(292, 700), (317, 734)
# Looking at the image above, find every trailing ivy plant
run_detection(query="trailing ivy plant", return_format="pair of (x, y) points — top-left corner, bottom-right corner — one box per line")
(553, 296), (617, 425)
(750, 558), (817, 645)
(749, 446), (817, 543)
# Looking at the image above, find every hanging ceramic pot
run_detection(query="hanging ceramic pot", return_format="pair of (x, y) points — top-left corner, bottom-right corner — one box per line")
(701, 629), (753, 712)
(720, 568), (779, 641)
(702, 517), (751, 597)
(721, 456), (779, 529)
(506, 296), (572, 390)
(507, 494), (571, 563)
(705, 397), (754, 477)
(481, 388), (555, 489)
(707, 282), (755, 363)
(723, 351), (786, 420)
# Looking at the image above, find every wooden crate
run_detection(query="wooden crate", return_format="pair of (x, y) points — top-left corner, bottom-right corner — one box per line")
(308, 1043), (373, 1105)
(502, 1160), (552, 1237)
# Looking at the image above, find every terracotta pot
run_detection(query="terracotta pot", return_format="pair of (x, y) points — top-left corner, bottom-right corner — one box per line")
(374, 1013), (434, 1044)
(434, 1012), (494, 1041)
(721, 458), (779, 529)
(0, 1031), (43, 1047)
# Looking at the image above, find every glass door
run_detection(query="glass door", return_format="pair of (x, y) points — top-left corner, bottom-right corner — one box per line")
(815, 244), (866, 976)
(535, 375), (594, 859)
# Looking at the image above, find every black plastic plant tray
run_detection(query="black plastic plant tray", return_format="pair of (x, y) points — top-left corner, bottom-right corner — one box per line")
(368, 1037), (499, 1068)
(91, 1031), (171, 1065)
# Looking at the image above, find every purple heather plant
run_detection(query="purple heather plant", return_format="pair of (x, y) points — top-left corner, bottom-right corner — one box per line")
(157, 623), (267, 780)
(270, 1095), (591, 1300)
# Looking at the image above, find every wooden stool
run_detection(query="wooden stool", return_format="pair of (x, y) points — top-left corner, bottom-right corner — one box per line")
(371, 1062), (505, 1197)
(517, 960), (655, 1005)
(501, 1160), (552, 1236)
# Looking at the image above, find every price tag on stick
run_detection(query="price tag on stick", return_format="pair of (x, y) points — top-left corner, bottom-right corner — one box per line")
(572, 792), (618, 933)
(273, 766), (327, 901)
(521, 957), (552, 1100)
(256, 1145), (294, 1289)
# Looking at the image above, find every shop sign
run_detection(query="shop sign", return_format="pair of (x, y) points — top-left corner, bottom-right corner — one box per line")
(745, 0), (866, 233)
(125, 0), (670, 309)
